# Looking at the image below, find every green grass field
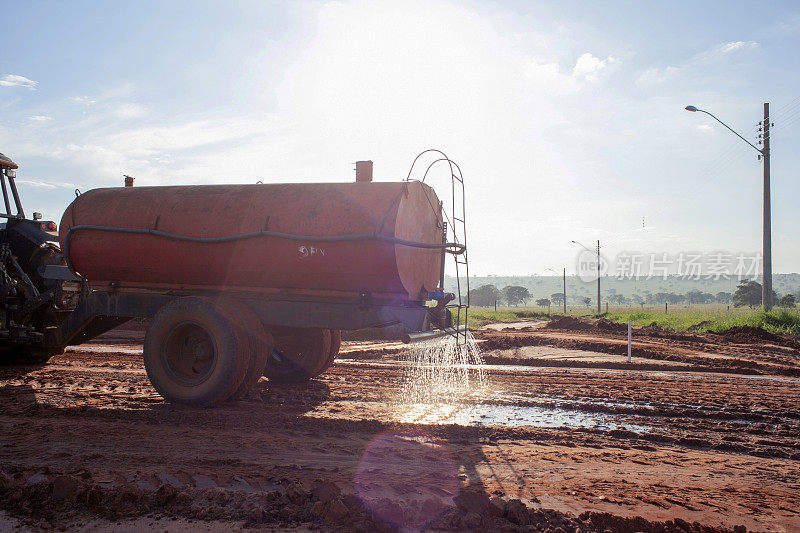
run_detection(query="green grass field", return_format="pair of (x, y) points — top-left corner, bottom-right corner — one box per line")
(463, 304), (800, 336)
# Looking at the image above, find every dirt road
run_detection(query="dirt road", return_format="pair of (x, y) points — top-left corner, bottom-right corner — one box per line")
(1, 321), (798, 531)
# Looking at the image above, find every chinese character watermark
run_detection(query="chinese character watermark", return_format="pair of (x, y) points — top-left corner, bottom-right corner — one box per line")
(574, 251), (763, 281)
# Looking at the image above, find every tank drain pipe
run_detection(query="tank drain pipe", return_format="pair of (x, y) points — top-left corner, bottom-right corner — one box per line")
(401, 325), (469, 344)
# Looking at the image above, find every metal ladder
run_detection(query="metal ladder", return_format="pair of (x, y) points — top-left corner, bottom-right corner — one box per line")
(406, 149), (469, 346)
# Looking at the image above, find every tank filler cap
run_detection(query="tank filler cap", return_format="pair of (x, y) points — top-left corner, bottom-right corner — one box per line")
(355, 160), (373, 182)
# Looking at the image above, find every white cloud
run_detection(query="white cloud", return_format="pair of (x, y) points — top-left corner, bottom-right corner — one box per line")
(104, 119), (275, 156)
(0, 74), (38, 89)
(29, 115), (53, 122)
(523, 52), (617, 91)
(522, 61), (579, 93)
(15, 179), (76, 189)
(572, 53), (616, 82)
(718, 41), (758, 54)
(114, 103), (147, 119)
(636, 65), (679, 87)
(695, 124), (712, 131)
(636, 40), (757, 87)
(70, 96), (96, 105)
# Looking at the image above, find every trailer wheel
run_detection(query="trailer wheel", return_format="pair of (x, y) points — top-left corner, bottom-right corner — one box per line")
(144, 297), (250, 406)
(214, 298), (273, 399)
(263, 327), (331, 382)
(316, 329), (341, 375)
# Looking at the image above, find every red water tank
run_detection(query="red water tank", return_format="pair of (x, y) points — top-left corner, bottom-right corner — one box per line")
(59, 181), (444, 302)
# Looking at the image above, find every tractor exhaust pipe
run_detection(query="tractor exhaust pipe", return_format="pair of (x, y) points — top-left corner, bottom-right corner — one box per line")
(401, 325), (469, 344)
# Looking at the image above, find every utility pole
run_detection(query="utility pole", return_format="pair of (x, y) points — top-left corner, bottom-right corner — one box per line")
(564, 239), (602, 315)
(596, 240), (601, 314)
(685, 103), (773, 310)
(562, 267), (567, 314)
(761, 103), (772, 310)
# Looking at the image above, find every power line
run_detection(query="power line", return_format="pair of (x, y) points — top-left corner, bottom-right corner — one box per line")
(776, 113), (800, 131)
(775, 105), (800, 123)
(773, 107), (800, 131)
(699, 142), (755, 182)
(771, 96), (800, 116)
(776, 96), (800, 111)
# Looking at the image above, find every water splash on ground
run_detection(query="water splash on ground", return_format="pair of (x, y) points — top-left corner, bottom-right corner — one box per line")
(396, 331), (487, 407)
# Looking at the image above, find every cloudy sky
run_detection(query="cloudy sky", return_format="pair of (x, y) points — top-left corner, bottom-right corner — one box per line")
(2, 0), (800, 276)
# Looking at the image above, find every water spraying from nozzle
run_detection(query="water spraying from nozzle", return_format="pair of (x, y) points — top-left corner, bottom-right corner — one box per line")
(396, 331), (487, 408)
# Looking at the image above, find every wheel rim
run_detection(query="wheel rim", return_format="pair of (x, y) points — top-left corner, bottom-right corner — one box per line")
(267, 329), (328, 377)
(161, 322), (217, 386)
(269, 345), (311, 374)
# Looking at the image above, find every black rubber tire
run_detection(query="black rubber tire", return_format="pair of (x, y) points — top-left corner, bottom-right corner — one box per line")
(263, 327), (331, 383)
(316, 329), (340, 376)
(144, 297), (250, 407)
(0, 345), (64, 364)
(27, 346), (65, 364)
(214, 298), (273, 399)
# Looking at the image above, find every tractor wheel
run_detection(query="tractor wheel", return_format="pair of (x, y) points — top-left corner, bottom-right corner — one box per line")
(213, 298), (273, 399)
(0, 345), (64, 364)
(26, 346), (65, 363)
(144, 297), (250, 406)
(263, 327), (331, 383)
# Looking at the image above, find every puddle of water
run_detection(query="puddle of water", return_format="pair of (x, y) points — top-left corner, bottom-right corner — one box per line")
(394, 401), (649, 432)
(337, 359), (556, 375)
(384, 335), (651, 433)
(724, 374), (800, 383)
(649, 371), (800, 384)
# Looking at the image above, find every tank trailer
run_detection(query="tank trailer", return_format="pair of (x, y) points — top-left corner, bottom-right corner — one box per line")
(0, 152), (468, 406)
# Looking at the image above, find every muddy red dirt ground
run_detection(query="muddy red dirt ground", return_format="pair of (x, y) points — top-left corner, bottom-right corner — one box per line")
(1, 320), (798, 531)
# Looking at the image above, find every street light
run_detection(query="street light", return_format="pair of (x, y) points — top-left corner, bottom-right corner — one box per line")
(685, 104), (772, 309)
(548, 267), (567, 314)
(572, 239), (601, 314)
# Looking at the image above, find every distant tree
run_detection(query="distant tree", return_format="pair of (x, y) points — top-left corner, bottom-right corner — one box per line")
(607, 294), (627, 305)
(550, 292), (565, 306)
(647, 292), (683, 304)
(685, 290), (712, 304)
(666, 293), (685, 305)
(778, 294), (796, 308)
(535, 298), (551, 310)
(732, 281), (763, 308)
(631, 294), (644, 308)
(715, 292), (732, 304)
(469, 284), (501, 307)
(582, 296), (591, 308)
(503, 285), (530, 307)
